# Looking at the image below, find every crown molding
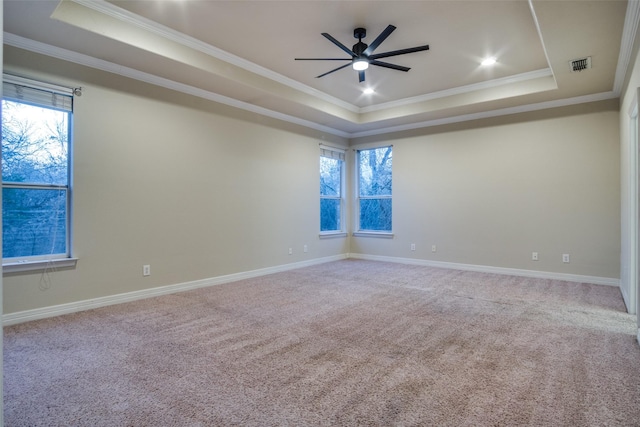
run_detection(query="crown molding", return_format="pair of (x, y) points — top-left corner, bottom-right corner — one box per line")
(4, 0), (632, 143)
(3, 33), (351, 139)
(3, 32), (621, 139)
(614, 0), (640, 95)
(528, 0), (557, 88)
(359, 68), (554, 114)
(350, 91), (618, 139)
(69, 0), (360, 114)
(63, 0), (556, 117)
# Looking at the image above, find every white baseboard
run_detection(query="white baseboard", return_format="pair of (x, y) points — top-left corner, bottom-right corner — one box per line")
(347, 253), (620, 287)
(2, 254), (347, 326)
(3, 253), (620, 326)
(620, 284), (632, 313)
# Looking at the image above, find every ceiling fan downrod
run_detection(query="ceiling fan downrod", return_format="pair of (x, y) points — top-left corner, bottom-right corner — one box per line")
(352, 28), (370, 71)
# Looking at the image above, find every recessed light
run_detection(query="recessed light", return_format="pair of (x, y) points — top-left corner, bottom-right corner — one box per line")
(481, 57), (497, 66)
(363, 88), (375, 95)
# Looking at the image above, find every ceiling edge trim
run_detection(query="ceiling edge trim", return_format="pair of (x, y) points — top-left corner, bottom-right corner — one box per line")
(69, 0), (360, 114)
(359, 68), (554, 114)
(3, 33), (620, 140)
(527, 0), (557, 89)
(613, 0), (640, 95)
(3, 33), (351, 139)
(52, 0), (360, 123)
(350, 91), (618, 139)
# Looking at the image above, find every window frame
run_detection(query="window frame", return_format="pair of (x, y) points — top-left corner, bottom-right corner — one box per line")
(319, 144), (346, 238)
(2, 74), (77, 272)
(354, 145), (394, 238)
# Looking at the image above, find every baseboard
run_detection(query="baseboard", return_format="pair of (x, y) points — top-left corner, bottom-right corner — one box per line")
(347, 253), (620, 287)
(2, 254), (348, 326)
(3, 253), (619, 326)
(620, 284), (632, 313)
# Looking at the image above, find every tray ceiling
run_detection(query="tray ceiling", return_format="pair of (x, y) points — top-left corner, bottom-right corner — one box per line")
(3, 0), (633, 137)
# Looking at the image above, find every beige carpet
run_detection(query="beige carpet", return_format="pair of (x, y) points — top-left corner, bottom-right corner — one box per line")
(4, 260), (640, 426)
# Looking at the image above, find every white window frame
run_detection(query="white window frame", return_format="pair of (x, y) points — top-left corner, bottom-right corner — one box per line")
(2, 74), (78, 273)
(319, 144), (347, 238)
(354, 145), (393, 238)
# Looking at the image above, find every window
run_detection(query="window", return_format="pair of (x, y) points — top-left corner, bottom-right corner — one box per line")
(2, 75), (74, 263)
(357, 146), (392, 232)
(320, 145), (345, 233)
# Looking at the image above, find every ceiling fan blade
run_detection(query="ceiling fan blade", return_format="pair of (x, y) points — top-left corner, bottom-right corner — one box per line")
(316, 63), (352, 78)
(321, 33), (356, 57)
(359, 70), (365, 83)
(363, 25), (396, 56)
(370, 60), (410, 72)
(369, 45), (430, 60)
(295, 58), (352, 61)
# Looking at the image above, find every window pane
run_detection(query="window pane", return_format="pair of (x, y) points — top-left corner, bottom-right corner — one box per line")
(359, 146), (392, 196)
(2, 100), (69, 185)
(320, 156), (341, 197)
(320, 198), (341, 232)
(359, 198), (392, 231)
(2, 188), (67, 258)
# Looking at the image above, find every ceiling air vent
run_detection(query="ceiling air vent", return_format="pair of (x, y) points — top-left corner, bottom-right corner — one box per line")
(569, 57), (591, 72)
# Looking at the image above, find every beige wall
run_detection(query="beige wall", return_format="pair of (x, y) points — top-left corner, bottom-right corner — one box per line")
(351, 101), (621, 279)
(3, 47), (349, 314)
(2, 46), (622, 316)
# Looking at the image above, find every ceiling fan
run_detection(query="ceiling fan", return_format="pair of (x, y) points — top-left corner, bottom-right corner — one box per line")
(295, 25), (429, 83)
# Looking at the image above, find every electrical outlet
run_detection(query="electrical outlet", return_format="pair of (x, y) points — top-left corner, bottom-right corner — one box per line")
(411, 243), (416, 251)
(143, 265), (151, 276)
(303, 244), (308, 253)
(432, 245), (437, 253)
(532, 252), (538, 261)
(288, 248), (293, 255)
(563, 254), (570, 263)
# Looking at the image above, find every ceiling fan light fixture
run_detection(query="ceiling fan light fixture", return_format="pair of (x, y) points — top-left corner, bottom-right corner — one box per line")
(353, 59), (369, 71)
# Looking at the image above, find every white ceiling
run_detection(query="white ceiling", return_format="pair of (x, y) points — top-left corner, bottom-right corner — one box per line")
(3, 0), (633, 138)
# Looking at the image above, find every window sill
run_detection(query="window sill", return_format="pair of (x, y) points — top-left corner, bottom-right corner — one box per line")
(319, 232), (348, 239)
(3, 257), (78, 274)
(353, 231), (394, 239)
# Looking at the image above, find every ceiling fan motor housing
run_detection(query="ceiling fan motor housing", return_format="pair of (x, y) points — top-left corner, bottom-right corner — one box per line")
(353, 28), (368, 57)
(353, 42), (368, 56)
